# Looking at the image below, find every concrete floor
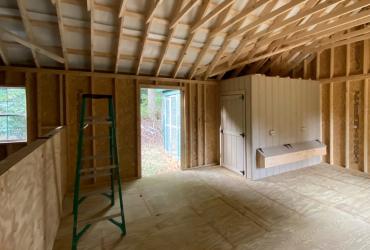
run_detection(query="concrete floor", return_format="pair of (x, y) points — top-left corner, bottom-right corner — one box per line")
(54, 164), (370, 250)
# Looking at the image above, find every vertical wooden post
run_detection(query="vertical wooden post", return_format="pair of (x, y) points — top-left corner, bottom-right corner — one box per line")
(203, 85), (206, 165)
(303, 59), (308, 79)
(90, 76), (97, 184)
(36, 72), (42, 137)
(59, 74), (65, 125)
(136, 80), (141, 178)
(197, 84), (203, 166)
(345, 44), (350, 169)
(364, 40), (369, 173)
(181, 82), (187, 169)
(329, 47), (334, 165)
(189, 84), (193, 167)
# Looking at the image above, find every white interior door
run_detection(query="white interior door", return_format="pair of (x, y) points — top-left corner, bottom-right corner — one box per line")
(220, 94), (246, 175)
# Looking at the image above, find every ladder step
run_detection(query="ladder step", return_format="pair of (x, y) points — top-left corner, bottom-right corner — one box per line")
(85, 135), (111, 140)
(82, 155), (112, 161)
(84, 116), (111, 121)
(80, 165), (117, 173)
(80, 186), (112, 197)
(78, 213), (122, 227)
(84, 121), (112, 125)
(80, 171), (112, 180)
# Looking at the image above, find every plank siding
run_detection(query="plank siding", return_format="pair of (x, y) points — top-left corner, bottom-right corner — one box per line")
(221, 75), (321, 180)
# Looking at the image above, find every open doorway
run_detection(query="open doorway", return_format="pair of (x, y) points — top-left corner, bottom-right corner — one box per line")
(140, 87), (182, 176)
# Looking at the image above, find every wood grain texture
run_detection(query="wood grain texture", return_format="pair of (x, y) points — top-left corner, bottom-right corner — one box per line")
(0, 128), (67, 250)
(0, 68), (220, 190)
(221, 75), (321, 180)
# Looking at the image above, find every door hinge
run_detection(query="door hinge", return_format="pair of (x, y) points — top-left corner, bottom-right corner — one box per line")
(221, 129), (224, 133)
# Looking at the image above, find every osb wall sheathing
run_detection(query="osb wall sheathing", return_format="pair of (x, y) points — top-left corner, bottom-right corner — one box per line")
(0, 69), (220, 191)
(296, 38), (370, 174)
(0, 128), (67, 250)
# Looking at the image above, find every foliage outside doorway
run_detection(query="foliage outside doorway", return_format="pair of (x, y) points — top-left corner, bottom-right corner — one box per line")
(140, 88), (181, 176)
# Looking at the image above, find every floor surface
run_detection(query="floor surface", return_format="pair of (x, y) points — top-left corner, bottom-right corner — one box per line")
(54, 164), (370, 250)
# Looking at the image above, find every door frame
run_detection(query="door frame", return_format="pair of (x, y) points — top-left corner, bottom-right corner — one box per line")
(220, 90), (247, 177)
(137, 83), (186, 178)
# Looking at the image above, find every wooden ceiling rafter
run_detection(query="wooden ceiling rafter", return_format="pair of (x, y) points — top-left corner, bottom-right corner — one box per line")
(16, 0), (40, 67)
(114, 0), (129, 73)
(0, 40), (9, 65)
(207, 1), (370, 78)
(208, 0), (271, 38)
(52, 0), (69, 69)
(238, 0), (322, 78)
(190, 0), (235, 34)
(154, 0), (186, 77)
(172, 0), (211, 78)
(188, 3), (236, 79)
(203, 0), (260, 79)
(224, 0), (280, 70)
(224, 0), (328, 73)
(169, 0), (201, 29)
(0, 26), (65, 64)
(88, 0), (95, 72)
(135, 0), (161, 75)
(1, 0), (370, 79)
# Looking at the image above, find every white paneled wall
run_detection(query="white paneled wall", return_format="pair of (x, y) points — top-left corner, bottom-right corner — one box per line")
(221, 75), (321, 180)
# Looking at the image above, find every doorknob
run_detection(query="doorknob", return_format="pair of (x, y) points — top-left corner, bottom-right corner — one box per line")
(240, 133), (245, 138)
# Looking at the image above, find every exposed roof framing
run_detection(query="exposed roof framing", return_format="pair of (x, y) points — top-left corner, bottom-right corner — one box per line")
(53, 0), (69, 69)
(0, 0), (370, 79)
(16, 0), (40, 67)
(0, 40), (9, 65)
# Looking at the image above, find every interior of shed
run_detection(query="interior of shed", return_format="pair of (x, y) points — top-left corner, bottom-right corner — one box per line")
(2, 0), (370, 249)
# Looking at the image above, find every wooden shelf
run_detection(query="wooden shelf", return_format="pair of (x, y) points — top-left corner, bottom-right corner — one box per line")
(257, 140), (327, 168)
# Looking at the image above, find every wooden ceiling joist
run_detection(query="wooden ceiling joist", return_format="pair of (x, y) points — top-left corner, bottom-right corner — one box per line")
(155, 0), (184, 76)
(209, 0), (270, 38)
(53, 0), (69, 69)
(16, 0), (40, 67)
(0, 40), (9, 65)
(169, 0), (201, 29)
(190, 0), (235, 33)
(207, 1), (370, 78)
(118, 0), (128, 18)
(2, 0), (370, 79)
(135, 1), (156, 75)
(89, 0), (95, 72)
(0, 27), (64, 64)
(172, 0), (211, 78)
(228, 0), (305, 40)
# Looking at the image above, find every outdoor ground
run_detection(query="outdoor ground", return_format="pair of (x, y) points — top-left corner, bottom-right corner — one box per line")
(141, 118), (179, 176)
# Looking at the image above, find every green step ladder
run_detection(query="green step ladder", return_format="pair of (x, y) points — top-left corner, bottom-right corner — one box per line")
(72, 94), (126, 250)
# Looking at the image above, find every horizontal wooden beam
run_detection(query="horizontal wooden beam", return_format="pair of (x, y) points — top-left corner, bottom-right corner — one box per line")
(0, 27), (65, 64)
(0, 66), (218, 85)
(190, 0), (235, 33)
(320, 73), (370, 84)
(169, 0), (201, 29)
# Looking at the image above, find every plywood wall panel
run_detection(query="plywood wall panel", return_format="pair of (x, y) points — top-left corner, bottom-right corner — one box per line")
(333, 82), (346, 166)
(204, 84), (219, 165)
(0, 129), (66, 250)
(115, 79), (138, 178)
(65, 75), (92, 188)
(320, 49), (330, 79)
(350, 41), (364, 75)
(349, 80), (365, 171)
(334, 45), (346, 77)
(37, 73), (61, 131)
(0, 68), (220, 190)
